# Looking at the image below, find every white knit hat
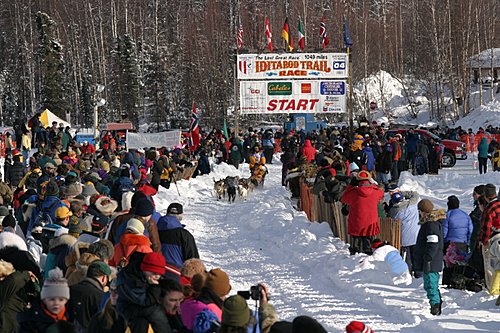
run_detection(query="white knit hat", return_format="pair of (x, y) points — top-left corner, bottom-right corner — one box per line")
(126, 218), (145, 235)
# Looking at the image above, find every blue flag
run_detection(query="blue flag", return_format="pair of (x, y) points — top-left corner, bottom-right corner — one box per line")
(343, 18), (353, 48)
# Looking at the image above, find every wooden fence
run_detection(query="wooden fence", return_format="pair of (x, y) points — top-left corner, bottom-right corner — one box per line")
(298, 178), (401, 250)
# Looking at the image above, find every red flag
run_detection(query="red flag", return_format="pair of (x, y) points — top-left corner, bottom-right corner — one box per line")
(319, 17), (329, 49)
(189, 101), (200, 151)
(265, 18), (273, 51)
(237, 16), (243, 50)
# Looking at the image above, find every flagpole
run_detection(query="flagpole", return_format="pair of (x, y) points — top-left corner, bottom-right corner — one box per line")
(347, 46), (354, 137)
(234, 53), (239, 136)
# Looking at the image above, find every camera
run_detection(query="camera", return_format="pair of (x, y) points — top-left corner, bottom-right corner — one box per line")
(237, 285), (263, 301)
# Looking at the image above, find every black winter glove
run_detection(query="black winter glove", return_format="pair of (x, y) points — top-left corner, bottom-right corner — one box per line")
(423, 261), (432, 274)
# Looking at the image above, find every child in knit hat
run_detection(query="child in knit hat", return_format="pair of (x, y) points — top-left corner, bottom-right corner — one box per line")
(18, 267), (74, 332)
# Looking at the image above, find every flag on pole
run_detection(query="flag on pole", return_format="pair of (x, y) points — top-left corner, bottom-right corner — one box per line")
(319, 16), (329, 49)
(343, 17), (353, 48)
(265, 18), (273, 52)
(223, 119), (229, 139)
(237, 16), (243, 50)
(281, 17), (294, 51)
(189, 101), (200, 150)
(297, 16), (305, 51)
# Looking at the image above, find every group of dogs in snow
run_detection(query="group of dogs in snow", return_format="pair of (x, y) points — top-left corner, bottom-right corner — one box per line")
(213, 176), (261, 203)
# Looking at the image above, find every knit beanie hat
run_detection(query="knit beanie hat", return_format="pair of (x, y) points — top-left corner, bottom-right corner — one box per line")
(484, 184), (497, 200)
(41, 268), (70, 300)
(204, 268), (231, 297)
(417, 199), (434, 213)
(140, 252), (166, 275)
(292, 316), (327, 333)
(131, 191), (147, 209)
(222, 295), (250, 327)
(346, 320), (374, 333)
(447, 195), (460, 210)
(134, 198), (154, 217)
(126, 218), (145, 235)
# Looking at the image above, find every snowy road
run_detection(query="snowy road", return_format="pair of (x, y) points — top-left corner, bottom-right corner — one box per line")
(157, 157), (499, 332)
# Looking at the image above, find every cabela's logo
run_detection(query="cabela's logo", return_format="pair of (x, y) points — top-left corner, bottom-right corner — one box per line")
(268, 82), (292, 95)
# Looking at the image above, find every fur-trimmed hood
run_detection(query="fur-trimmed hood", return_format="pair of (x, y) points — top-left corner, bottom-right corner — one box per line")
(0, 231), (28, 251)
(49, 234), (77, 250)
(420, 209), (447, 225)
(65, 241), (91, 268)
(95, 196), (118, 216)
(119, 232), (151, 247)
(0, 259), (15, 276)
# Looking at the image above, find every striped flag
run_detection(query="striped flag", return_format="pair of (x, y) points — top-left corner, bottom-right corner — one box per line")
(281, 17), (293, 51)
(319, 16), (329, 49)
(297, 16), (305, 51)
(189, 101), (200, 150)
(237, 16), (243, 50)
(265, 18), (273, 51)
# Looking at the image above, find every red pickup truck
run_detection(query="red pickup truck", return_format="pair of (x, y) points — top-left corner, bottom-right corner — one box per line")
(386, 129), (467, 167)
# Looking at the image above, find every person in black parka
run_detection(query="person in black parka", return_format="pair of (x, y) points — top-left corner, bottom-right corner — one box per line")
(7, 154), (27, 188)
(414, 199), (444, 316)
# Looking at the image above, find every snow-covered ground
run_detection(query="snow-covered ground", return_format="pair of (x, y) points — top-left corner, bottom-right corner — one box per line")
(156, 156), (500, 333)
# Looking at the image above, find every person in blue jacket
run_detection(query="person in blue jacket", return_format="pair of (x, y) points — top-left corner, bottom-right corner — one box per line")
(443, 195), (473, 253)
(157, 203), (199, 271)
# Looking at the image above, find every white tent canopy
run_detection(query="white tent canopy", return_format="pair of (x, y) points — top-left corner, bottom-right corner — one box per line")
(39, 109), (71, 128)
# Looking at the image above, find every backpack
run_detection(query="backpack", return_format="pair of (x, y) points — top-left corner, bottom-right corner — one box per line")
(34, 200), (59, 228)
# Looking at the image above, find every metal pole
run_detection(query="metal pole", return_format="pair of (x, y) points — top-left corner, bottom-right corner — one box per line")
(234, 53), (239, 135)
(347, 47), (354, 137)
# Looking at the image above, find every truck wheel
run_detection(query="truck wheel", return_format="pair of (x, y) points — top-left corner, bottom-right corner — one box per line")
(442, 152), (456, 167)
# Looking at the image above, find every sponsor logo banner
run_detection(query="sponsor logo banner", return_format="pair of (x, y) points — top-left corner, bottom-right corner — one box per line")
(240, 80), (346, 114)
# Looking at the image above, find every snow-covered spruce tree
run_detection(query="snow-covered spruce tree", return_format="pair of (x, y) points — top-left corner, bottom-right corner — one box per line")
(111, 34), (140, 127)
(35, 12), (68, 119)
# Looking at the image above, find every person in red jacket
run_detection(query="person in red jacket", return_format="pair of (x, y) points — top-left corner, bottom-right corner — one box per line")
(301, 139), (317, 162)
(80, 140), (96, 154)
(341, 170), (384, 254)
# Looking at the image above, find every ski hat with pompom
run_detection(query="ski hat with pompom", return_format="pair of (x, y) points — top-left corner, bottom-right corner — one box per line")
(41, 267), (70, 300)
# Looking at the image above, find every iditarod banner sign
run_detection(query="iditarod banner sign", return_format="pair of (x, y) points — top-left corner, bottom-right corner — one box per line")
(237, 53), (348, 80)
(240, 80), (347, 114)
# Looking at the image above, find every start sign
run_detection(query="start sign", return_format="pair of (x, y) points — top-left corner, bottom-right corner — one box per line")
(240, 80), (346, 114)
(268, 99), (320, 111)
